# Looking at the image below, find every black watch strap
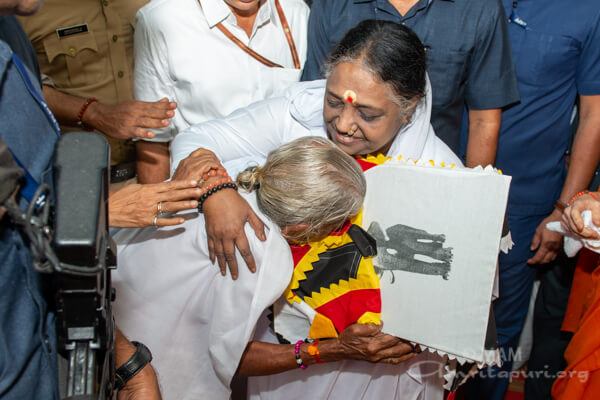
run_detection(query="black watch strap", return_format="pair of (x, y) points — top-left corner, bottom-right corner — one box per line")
(115, 341), (153, 391)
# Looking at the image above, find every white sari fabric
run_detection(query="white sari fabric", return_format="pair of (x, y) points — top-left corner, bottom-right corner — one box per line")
(111, 193), (292, 400)
(170, 77), (461, 178)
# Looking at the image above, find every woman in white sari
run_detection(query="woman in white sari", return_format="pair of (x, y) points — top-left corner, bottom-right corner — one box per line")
(166, 20), (461, 399)
(170, 20), (461, 279)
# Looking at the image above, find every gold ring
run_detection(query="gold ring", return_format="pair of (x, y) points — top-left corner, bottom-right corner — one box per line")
(347, 127), (356, 137)
(152, 215), (159, 227)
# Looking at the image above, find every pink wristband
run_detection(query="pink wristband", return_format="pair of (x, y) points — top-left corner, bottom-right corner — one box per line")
(295, 340), (307, 370)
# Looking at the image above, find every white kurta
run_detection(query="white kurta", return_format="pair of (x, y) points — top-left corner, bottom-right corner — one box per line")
(134, 0), (309, 142)
(111, 193), (293, 400)
(170, 78), (461, 176)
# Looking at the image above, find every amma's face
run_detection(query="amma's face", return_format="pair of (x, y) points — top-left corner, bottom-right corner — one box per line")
(323, 62), (407, 157)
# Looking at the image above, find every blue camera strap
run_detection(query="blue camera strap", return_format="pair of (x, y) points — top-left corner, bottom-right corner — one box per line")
(7, 53), (60, 206)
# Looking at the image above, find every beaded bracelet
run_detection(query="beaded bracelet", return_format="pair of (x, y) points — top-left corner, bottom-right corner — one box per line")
(295, 340), (307, 370)
(308, 340), (323, 364)
(569, 190), (598, 205)
(201, 167), (229, 181)
(199, 176), (234, 196)
(197, 182), (238, 213)
(77, 97), (98, 131)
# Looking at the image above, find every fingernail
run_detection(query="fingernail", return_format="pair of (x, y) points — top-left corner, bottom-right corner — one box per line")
(167, 111), (174, 117)
(232, 274), (238, 280)
(162, 119), (169, 124)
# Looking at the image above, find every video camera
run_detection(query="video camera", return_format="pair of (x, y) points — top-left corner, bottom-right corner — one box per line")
(7, 132), (117, 399)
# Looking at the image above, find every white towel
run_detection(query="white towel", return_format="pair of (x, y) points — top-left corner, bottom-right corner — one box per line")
(546, 210), (600, 257)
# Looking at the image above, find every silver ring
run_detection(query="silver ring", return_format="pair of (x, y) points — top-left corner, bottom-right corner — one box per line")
(152, 215), (159, 227)
(157, 201), (163, 214)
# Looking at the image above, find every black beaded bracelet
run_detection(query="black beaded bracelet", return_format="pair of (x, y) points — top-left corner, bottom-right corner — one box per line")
(198, 182), (238, 213)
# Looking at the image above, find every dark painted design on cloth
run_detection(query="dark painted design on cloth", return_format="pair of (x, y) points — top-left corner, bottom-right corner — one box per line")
(367, 222), (453, 282)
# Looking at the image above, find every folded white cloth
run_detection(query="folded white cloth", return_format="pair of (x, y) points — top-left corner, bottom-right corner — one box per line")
(546, 210), (600, 257)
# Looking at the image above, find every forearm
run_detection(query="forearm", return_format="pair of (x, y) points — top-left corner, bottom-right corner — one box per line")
(42, 85), (89, 126)
(236, 339), (345, 377)
(115, 328), (161, 399)
(557, 95), (600, 204)
(42, 85), (107, 130)
(465, 108), (501, 168)
(115, 328), (136, 366)
(115, 328), (155, 376)
(136, 141), (170, 183)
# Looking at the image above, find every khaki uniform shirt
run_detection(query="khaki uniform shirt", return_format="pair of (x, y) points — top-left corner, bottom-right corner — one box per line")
(18, 0), (148, 165)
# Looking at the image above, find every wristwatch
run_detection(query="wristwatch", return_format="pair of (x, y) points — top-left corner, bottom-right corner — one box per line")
(115, 341), (153, 391)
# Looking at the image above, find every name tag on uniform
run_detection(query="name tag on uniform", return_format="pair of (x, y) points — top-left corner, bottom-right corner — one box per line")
(56, 24), (89, 38)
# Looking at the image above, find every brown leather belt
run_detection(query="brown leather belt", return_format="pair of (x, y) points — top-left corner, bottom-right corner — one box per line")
(111, 161), (136, 183)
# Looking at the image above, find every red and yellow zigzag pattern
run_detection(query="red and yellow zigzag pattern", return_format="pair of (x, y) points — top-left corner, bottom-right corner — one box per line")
(283, 155), (388, 339)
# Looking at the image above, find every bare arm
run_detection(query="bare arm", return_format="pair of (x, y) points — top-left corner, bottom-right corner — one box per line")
(465, 108), (502, 168)
(42, 86), (176, 140)
(115, 328), (161, 400)
(136, 141), (170, 184)
(529, 95), (600, 263)
(235, 323), (417, 376)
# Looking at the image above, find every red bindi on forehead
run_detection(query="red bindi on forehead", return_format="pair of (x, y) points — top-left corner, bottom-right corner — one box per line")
(343, 89), (357, 104)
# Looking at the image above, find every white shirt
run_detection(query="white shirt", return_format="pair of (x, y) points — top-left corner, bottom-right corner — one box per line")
(170, 78), (462, 176)
(111, 192), (293, 400)
(134, 0), (309, 142)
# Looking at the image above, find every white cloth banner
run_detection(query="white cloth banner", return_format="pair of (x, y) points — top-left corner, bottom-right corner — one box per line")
(362, 161), (511, 364)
